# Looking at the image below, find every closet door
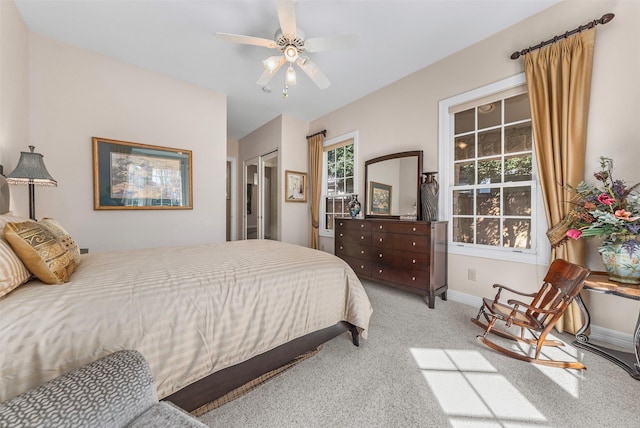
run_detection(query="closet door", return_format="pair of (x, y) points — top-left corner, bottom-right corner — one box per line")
(243, 150), (278, 240)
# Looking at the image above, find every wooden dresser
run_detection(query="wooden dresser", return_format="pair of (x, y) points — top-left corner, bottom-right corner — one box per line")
(334, 218), (448, 308)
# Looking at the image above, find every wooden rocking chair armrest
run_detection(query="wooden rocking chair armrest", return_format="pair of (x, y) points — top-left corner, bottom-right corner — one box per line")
(506, 299), (561, 314)
(492, 284), (537, 298)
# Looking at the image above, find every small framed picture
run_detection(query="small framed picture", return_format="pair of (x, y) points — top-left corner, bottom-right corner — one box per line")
(285, 170), (307, 202)
(369, 181), (392, 215)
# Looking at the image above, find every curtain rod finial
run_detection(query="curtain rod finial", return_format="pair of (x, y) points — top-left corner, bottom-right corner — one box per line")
(510, 51), (521, 60)
(601, 13), (614, 24)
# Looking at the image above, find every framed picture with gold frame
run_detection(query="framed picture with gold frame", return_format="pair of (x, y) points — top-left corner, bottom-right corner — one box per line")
(92, 137), (193, 210)
(369, 181), (392, 215)
(285, 170), (307, 202)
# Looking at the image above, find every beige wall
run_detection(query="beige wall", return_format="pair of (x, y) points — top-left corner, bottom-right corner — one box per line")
(0, 0), (30, 214)
(310, 0), (640, 334)
(3, 4), (228, 252)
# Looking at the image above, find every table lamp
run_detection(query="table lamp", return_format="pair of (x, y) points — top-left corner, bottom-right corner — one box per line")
(6, 146), (57, 220)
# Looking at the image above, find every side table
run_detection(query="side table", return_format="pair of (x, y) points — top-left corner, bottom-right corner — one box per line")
(573, 272), (640, 380)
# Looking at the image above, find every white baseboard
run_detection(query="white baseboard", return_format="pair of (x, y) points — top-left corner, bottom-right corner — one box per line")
(447, 289), (635, 350)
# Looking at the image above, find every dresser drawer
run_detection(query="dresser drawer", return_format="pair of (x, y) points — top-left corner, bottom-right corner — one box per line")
(370, 247), (429, 270)
(340, 255), (372, 277)
(335, 241), (371, 260)
(336, 229), (371, 245)
(370, 221), (430, 235)
(335, 219), (372, 232)
(371, 264), (427, 290)
(372, 232), (428, 253)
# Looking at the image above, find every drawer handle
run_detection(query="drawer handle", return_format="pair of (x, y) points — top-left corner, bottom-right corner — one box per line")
(379, 253), (383, 258)
(339, 246), (343, 250)
(379, 269), (383, 274)
(412, 227), (416, 232)
(361, 236), (365, 240)
(379, 238), (383, 242)
(360, 265), (365, 269)
(412, 276), (416, 281)
(412, 259), (416, 264)
(412, 241), (416, 246)
(360, 224), (364, 228)
(361, 250), (365, 254)
(339, 222), (343, 226)
(379, 225), (383, 229)
(339, 233), (343, 237)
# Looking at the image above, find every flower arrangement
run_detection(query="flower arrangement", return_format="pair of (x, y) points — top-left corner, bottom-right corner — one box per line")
(565, 157), (640, 250)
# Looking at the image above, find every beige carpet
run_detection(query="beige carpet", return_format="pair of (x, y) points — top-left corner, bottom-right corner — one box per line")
(198, 280), (639, 427)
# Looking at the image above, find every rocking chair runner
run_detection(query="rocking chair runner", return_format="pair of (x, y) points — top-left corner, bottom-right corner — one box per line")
(472, 259), (590, 369)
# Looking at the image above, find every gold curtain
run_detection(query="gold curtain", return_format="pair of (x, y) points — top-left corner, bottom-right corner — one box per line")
(308, 133), (324, 249)
(524, 28), (596, 333)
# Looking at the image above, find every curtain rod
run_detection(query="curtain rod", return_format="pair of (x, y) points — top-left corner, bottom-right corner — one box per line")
(306, 130), (327, 140)
(510, 13), (614, 60)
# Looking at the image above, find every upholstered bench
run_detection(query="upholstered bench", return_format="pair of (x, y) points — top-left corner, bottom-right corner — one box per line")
(0, 350), (207, 427)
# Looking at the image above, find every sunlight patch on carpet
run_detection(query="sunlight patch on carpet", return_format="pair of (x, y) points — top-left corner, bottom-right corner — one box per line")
(411, 347), (551, 427)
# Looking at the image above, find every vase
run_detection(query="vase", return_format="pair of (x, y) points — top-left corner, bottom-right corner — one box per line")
(349, 194), (361, 219)
(421, 172), (439, 221)
(599, 236), (640, 284)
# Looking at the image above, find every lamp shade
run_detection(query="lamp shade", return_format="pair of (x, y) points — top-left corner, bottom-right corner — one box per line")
(6, 146), (57, 187)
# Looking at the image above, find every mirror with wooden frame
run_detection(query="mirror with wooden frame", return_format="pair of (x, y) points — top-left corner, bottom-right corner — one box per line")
(364, 150), (423, 219)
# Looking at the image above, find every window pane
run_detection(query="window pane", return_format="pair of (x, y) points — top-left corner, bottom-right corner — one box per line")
(455, 108), (474, 134)
(503, 219), (531, 249)
(478, 129), (501, 157)
(335, 179), (345, 194)
(454, 135), (475, 161)
(505, 123), (532, 153)
(504, 154), (532, 182)
(476, 188), (500, 216)
(476, 217), (500, 246)
(453, 190), (474, 215)
(454, 161), (475, 186)
(326, 214), (335, 230)
(477, 157), (502, 184)
(478, 103), (501, 129)
(504, 93), (530, 123)
(453, 218), (474, 243)
(335, 146), (344, 159)
(327, 150), (335, 163)
(336, 161), (345, 178)
(345, 177), (354, 194)
(503, 186), (531, 216)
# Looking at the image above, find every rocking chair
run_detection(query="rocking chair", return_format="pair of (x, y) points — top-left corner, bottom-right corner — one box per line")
(472, 259), (590, 369)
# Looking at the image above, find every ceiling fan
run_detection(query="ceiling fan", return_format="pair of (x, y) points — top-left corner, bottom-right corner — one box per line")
(214, 0), (362, 95)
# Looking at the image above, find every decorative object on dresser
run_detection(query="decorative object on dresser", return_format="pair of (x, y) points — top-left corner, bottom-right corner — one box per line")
(348, 194), (361, 218)
(335, 218), (448, 308)
(420, 171), (439, 221)
(5, 146), (57, 220)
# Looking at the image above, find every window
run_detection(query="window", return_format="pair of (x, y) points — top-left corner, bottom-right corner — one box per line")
(320, 131), (358, 237)
(439, 74), (548, 264)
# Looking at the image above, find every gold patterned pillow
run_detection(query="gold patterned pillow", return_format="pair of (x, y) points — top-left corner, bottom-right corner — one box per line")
(40, 218), (81, 265)
(4, 221), (77, 284)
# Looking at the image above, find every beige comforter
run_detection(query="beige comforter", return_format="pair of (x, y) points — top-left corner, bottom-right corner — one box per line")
(0, 240), (372, 402)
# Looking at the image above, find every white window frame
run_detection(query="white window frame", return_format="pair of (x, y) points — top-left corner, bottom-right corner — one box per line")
(320, 130), (358, 238)
(438, 73), (549, 265)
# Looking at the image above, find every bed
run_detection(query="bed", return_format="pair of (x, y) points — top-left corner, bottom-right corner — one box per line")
(0, 177), (372, 412)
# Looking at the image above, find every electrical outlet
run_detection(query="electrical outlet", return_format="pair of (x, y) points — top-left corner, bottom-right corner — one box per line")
(468, 268), (477, 281)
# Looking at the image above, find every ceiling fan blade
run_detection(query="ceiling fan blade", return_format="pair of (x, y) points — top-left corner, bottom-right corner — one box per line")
(296, 57), (330, 89)
(256, 56), (286, 85)
(214, 32), (277, 49)
(276, 0), (297, 37)
(305, 34), (362, 52)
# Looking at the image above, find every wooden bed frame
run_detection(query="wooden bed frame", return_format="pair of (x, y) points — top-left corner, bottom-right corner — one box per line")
(164, 321), (359, 412)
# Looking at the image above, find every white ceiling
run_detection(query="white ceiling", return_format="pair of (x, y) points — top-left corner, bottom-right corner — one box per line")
(14, 0), (560, 139)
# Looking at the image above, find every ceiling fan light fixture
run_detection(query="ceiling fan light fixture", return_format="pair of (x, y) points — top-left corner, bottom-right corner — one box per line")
(263, 56), (281, 73)
(285, 65), (297, 86)
(284, 45), (298, 62)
